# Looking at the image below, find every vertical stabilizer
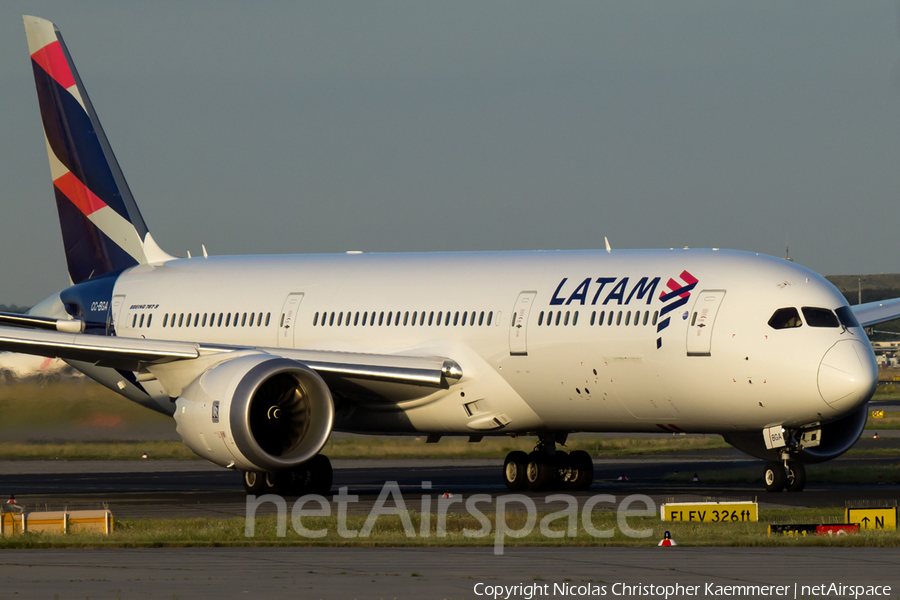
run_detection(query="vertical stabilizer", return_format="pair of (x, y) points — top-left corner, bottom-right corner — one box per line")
(23, 16), (173, 284)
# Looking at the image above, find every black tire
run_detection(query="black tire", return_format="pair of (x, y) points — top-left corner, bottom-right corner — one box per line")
(242, 471), (265, 495)
(307, 454), (333, 495)
(263, 471), (287, 495)
(503, 451), (529, 491)
(764, 461), (786, 493)
(786, 460), (806, 492)
(283, 454), (334, 496)
(526, 452), (554, 491)
(566, 450), (594, 491)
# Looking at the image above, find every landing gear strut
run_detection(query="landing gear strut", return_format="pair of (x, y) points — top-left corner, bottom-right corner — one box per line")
(502, 434), (593, 492)
(242, 454), (333, 495)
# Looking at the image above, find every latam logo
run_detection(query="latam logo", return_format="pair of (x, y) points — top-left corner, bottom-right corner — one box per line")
(656, 270), (698, 349)
(548, 270), (698, 349)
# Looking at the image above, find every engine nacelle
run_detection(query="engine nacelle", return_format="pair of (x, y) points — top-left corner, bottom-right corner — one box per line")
(174, 354), (334, 472)
(722, 404), (868, 464)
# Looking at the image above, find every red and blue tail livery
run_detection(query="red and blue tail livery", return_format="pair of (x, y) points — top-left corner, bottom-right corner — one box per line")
(24, 15), (151, 284)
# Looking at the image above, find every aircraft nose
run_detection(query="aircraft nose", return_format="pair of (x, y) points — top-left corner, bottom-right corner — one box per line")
(817, 339), (877, 410)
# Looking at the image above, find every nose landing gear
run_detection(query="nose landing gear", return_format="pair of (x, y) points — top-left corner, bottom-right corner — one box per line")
(763, 458), (806, 493)
(502, 434), (594, 492)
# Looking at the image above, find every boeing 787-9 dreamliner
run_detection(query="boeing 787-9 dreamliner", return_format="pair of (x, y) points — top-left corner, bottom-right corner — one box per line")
(3, 16), (898, 495)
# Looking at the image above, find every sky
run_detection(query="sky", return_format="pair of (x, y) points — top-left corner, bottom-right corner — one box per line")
(1, 1), (899, 305)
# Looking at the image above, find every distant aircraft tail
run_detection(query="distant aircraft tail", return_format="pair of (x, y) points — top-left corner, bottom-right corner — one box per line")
(23, 15), (172, 285)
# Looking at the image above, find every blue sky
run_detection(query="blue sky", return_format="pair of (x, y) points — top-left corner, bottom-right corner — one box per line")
(1, 2), (899, 304)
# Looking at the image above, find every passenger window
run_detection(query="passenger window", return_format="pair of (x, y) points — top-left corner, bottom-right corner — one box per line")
(479, 311), (484, 326)
(404, 311), (410, 326)
(802, 307), (839, 328)
(411, 311), (416, 326)
(178, 314), (184, 327)
(338, 313), (343, 326)
(242, 313), (247, 327)
(148, 314), (153, 327)
(573, 311), (579, 326)
(690, 312), (697, 326)
(546, 310), (552, 326)
(652, 311), (658, 326)
(616, 311), (622, 326)
(195, 314), (200, 327)
(454, 312), (460, 326)
(445, 312), (451, 326)
(265, 313), (271, 326)
(313, 313), (319, 326)
(564, 311), (570, 326)
(470, 312), (476, 326)
(487, 311), (493, 326)
(354, 312), (360, 326)
(768, 307), (802, 330)
(538, 311), (544, 326)
(590, 311), (596, 326)
(395, 312), (401, 326)
(132, 314), (137, 328)
(429, 311), (434, 326)
(607, 312), (614, 326)
(202, 314), (207, 327)
(163, 314), (169, 328)
(835, 306), (860, 329)
(555, 312), (561, 326)
(218, 313), (224, 327)
(599, 311), (605, 326)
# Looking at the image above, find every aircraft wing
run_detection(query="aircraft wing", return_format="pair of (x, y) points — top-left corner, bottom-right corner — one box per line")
(0, 325), (462, 398)
(851, 299), (900, 328)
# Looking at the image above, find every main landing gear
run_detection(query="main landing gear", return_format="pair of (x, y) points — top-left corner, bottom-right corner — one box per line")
(763, 458), (806, 493)
(503, 435), (594, 492)
(242, 454), (333, 495)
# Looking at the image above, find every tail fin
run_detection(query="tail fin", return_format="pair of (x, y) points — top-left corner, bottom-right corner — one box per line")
(23, 16), (172, 284)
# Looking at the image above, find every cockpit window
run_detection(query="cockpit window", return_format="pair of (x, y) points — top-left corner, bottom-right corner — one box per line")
(834, 306), (860, 329)
(802, 307), (840, 328)
(768, 307), (802, 330)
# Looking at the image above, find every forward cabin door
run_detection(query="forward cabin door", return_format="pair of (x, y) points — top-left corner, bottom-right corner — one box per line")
(277, 293), (305, 348)
(686, 290), (726, 356)
(509, 291), (537, 356)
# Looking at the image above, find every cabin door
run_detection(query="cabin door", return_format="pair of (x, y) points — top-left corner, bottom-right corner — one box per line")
(277, 292), (305, 348)
(686, 290), (726, 356)
(509, 291), (537, 356)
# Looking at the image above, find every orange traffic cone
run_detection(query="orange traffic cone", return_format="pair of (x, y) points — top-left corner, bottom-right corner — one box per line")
(617, 472), (628, 482)
(658, 531), (677, 546)
(691, 473), (701, 483)
(873, 432), (879, 439)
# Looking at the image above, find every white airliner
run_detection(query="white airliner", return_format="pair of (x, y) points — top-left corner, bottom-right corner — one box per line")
(3, 16), (895, 495)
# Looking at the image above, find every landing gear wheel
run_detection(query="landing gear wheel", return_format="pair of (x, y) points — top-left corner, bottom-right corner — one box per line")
(786, 460), (806, 492)
(263, 471), (287, 495)
(283, 454), (334, 496)
(764, 461), (786, 493)
(566, 450), (594, 491)
(503, 451), (529, 491)
(526, 452), (554, 491)
(307, 454), (333, 495)
(242, 471), (265, 495)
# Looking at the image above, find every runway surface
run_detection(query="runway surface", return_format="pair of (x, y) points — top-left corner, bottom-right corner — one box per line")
(3, 441), (900, 518)
(0, 547), (898, 599)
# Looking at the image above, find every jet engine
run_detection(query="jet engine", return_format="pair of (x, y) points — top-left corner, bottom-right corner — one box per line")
(174, 354), (334, 472)
(722, 404), (868, 464)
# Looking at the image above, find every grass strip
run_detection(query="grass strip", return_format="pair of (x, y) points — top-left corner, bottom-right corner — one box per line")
(2, 509), (898, 549)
